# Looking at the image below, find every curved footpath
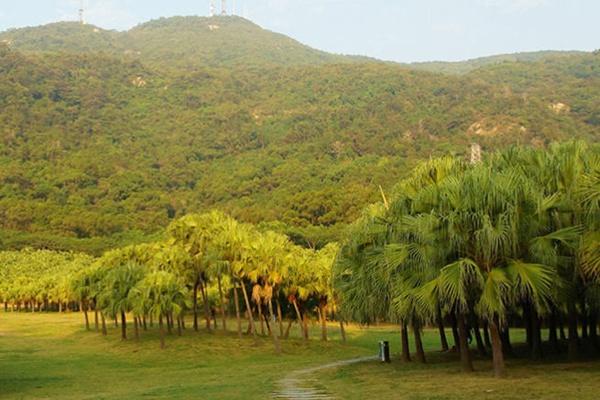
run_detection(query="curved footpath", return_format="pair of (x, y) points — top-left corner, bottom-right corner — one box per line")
(271, 356), (377, 400)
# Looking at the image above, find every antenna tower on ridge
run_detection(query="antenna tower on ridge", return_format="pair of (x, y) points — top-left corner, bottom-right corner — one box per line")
(79, 0), (85, 25)
(221, 0), (227, 15)
(210, 0), (216, 17)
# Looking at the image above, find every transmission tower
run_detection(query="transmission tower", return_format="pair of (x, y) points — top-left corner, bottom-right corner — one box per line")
(210, 0), (216, 17)
(221, 0), (227, 15)
(78, 0), (85, 25)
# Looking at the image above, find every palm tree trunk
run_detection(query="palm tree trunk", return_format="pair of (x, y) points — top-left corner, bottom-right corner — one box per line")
(489, 317), (505, 378)
(257, 303), (265, 335)
(413, 321), (426, 363)
(83, 301), (90, 331)
(217, 274), (227, 332)
(548, 311), (559, 353)
(531, 310), (543, 360)
(284, 318), (294, 339)
(450, 312), (461, 352)
(159, 314), (165, 349)
(94, 303), (99, 332)
(134, 317), (139, 340)
(339, 320), (347, 343)
(524, 302), (533, 350)
(401, 321), (411, 362)
(292, 298), (306, 340)
(501, 326), (513, 357)
(120, 311), (127, 340)
(167, 312), (173, 335)
(580, 299), (588, 339)
(267, 300), (282, 354)
(559, 316), (567, 341)
(142, 315), (147, 331)
(193, 280), (199, 331)
(482, 321), (492, 349)
(302, 312), (310, 341)
(101, 312), (107, 336)
(233, 283), (242, 338)
(59, 301), (62, 313)
(240, 281), (256, 337)
(436, 306), (449, 351)
(177, 315), (182, 336)
(457, 311), (474, 372)
(198, 276), (211, 331)
(319, 303), (328, 341)
(276, 299), (284, 337)
(568, 302), (579, 361)
(589, 312), (598, 349)
(471, 317), (486, 357)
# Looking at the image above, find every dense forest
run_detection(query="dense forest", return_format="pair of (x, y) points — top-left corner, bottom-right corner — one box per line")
(1, 16), (599, 253)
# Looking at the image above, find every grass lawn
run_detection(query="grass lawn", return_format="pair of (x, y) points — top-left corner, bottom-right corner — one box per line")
(1, 312), (599, 399)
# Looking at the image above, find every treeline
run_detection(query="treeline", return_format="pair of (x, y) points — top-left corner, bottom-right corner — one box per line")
(334, 141), (600, 377)
(0, 212), (340, 349)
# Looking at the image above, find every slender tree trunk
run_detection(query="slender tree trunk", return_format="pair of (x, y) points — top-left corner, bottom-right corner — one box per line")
(198, 276), (211, 331)
(559, 316), (567, 341)
(548, 311), (560, 353)
(59, 302), (63, 313)
(257, 303), (265, 335)
(450, 312), (461, 352)
(401, 322), (411, 362)
(114, 315), (118, 327)
(568, 302), (579, 361)
(524, 302), (533, 350)
(292, 298), (306, 340)
(193, 280), (199, 332)
(581, 299), (588, 339)
(134, 317), (139, 340)
(530, 314), (544, 358)
(240, 281), (256, 337)
(501, 326), (513, 357)
(437, 306), (449, 351)
(589, 312), (598, 349)
(94, 304), (99, 332)
(276, 299), (284, 337)
(319, 303), (328, 341)
(489, 317), (505, 378)
(177, 315), (182, 336)
(302, 312), (310, 341)
(472, 318), (487, 357)
(101, 312), (107, 336)
(457, 311), (474, 372)
(120, 311), (127, 340)
(83, 301), (90, 331)
(339, 320), (347, 343)
(413, 322), (426, 363)
(217, 274), (227, 332)
(482, 321), (492, 349)
(267, 300), (282, 354)
(284, 318), (294, 339)
(167, 312), (173, 335)
(159, 314), (165, 349)
(142, 315), (147, 331)
(233, 283), (242, 338)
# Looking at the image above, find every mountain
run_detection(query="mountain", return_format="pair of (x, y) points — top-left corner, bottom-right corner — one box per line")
(407, 50), (589, 74)
(0, 18), (599, 254)
(0, 16), (350, 68)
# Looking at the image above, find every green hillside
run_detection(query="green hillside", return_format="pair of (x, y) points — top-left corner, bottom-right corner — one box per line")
(1, 18), (599, 253)
(0, 16), (348, 68)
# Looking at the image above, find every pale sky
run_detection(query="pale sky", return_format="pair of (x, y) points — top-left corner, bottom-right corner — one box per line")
(0, 0), (598, 62)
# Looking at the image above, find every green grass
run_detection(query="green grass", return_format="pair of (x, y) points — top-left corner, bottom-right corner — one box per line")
(1, 312), (599, 399)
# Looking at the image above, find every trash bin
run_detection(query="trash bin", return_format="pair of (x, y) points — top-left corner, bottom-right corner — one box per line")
(379, 340), (390, 363)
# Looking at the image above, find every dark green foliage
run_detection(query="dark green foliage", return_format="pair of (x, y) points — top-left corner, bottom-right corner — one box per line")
(0, 18), (599, 251)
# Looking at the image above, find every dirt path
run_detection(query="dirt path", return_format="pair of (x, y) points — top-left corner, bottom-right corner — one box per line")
(271, 356), (376, 400)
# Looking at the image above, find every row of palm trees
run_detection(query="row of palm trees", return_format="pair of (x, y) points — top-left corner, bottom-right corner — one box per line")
(334, 141), (599, 377)
(1, 212), (340, 349)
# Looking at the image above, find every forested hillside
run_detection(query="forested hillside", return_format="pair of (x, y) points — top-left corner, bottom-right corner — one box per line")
(1, 17), (599, 253)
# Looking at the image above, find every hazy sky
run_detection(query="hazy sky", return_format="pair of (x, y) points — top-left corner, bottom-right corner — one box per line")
(1, 0), (598, 62)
